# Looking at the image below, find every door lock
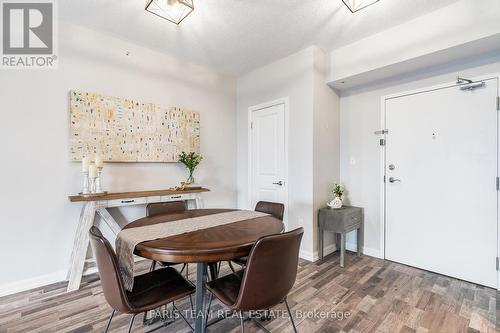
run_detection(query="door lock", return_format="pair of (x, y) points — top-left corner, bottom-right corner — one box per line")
(273, 181), (284, 186)
(388, 177), (401, 183)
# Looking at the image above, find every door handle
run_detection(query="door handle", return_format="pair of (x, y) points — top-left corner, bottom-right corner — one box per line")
(388, 177), (401, 183)
(272, 181), (284, 186)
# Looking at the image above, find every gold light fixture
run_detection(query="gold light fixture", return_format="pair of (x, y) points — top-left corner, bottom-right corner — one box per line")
(145, 0), (194, 25)
(342, 0), (379, 13)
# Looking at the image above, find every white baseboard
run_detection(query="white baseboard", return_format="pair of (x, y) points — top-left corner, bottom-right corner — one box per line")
(0, 268), (102, 298)
(299, 250), (315, 262)
(300, 243), (337, 261)
(358, 245), (382, 258)
(300, 242), (382, 262)
(0, 270), (67, 298)
(0, 256), (148, 298)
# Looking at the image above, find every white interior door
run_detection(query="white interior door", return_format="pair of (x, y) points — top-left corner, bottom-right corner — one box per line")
(385, 78), (498, 288)
(250, 103), (287, 211)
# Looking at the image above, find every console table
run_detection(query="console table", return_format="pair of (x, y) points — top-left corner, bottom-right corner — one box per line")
(66, 188), (210, 292)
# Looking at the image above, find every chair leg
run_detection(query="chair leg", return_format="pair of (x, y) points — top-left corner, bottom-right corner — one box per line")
(228, 261), (237, 273)
(142, 261), (157, 325)
(208, 263), (218, 281)
(204, 292), (213, 328)
(180, 263), (188, 276)
(126, 314), (137, 333)
(284, 299), (298, 333)
(239, 311), (245, 333)
(172, 302), (194, 331)
(103, 310), (115, 333)
(189, 294), (194, 312)
(182, 263), (194, 310)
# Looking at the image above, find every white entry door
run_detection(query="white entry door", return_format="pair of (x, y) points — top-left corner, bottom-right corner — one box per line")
(385, 78), (498, 288)
(250, 103), (287, 211)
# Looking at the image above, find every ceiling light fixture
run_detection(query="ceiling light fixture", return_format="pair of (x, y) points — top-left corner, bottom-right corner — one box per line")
(342, 0), (379, 13)
(145, 0), (194, 25)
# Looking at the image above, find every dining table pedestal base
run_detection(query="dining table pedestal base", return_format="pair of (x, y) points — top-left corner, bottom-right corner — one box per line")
(194, 263), (208, 333)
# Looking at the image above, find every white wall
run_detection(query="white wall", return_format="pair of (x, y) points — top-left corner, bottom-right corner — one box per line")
(237, 47), (315, 255)
(339, 55), (500, 258)
(0, 23), (237, 294)
(312, 47), (340, 258)
(237, 46), (340, 259)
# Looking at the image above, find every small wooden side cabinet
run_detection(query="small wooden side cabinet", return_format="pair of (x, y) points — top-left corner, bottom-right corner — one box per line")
(318, 206), (364, 267)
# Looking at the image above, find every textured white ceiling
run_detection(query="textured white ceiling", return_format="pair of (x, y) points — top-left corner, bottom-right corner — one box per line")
(60, 0), (460, 76)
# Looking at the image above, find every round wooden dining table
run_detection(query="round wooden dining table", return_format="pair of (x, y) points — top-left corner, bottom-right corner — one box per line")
(124, 209), (284, 333)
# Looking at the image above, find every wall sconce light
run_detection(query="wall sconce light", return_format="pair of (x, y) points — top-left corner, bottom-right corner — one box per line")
(145, 0), (194, 25)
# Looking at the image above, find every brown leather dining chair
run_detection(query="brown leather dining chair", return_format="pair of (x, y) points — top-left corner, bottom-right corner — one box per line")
(146, 201), (187, 217)
(206, 227), (303, 333)
(89, 226), (195, 333)
(254, 201), (285, 221)
(230, 201), (285, 270)
(144, 201), (194, 323)
(146, 201), (190, 277)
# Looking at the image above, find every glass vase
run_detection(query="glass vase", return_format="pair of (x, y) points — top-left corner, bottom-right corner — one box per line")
(186, 170), (195, 185)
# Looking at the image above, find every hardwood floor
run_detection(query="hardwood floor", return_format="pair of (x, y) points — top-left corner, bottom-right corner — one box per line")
(0, 252), (497, 333)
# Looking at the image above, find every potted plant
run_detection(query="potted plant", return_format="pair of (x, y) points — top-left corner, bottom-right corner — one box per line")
(333, 183), (344, 198)
(178, 151), (203, 185)
(328, 183), (344, 209)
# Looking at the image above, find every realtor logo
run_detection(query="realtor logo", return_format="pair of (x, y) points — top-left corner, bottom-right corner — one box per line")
(1, 0), (57, 68)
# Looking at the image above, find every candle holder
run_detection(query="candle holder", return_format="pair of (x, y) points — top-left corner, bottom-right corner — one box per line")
(95, 167), (104, 193)
(82, 171), (90, 194)
(89, 176), (97, 194)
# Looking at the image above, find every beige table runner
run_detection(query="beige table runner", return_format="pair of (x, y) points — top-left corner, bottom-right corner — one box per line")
(116, 210), (269, 291)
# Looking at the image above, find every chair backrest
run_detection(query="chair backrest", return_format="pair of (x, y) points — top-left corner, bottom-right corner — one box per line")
(255, 201), (284, 221)
(146, 201), (187, 217)
(234, 227), (303, 311)
(89, 226), (132, 313)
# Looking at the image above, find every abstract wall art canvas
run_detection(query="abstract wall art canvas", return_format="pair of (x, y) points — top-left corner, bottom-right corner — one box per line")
(70, 91), (200, 162)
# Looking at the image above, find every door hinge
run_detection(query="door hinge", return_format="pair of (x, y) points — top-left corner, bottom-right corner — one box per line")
(496, 257), (499, 271)
(380, 139), (386, 146)
(496, 177), (499, 191)
(250, 122), (253, 130)
(383, 175), (386, 183)
(496, 96), (499, 111)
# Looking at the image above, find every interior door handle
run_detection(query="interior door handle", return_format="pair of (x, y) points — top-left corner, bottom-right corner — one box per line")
(388, 177), (401, 183)
(273, 181), (284, 186)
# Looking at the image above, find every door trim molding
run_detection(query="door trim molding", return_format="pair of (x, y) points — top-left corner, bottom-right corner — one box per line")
(380, 74), (500, 289)
(247, 97), (290, 229)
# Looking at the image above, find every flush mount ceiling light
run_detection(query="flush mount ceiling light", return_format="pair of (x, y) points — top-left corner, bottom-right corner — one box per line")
(342, 0), (379, 13)
(145, 0), (194, 25)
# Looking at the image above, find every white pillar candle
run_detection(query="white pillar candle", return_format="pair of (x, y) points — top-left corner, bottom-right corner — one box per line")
(89, 164), (98, 178)
(95, 155), (104, 168)
(82, 157), (91, 172)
